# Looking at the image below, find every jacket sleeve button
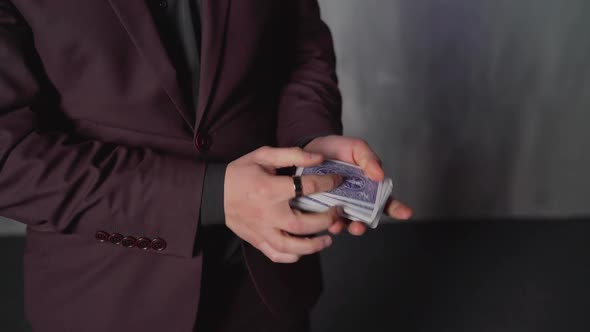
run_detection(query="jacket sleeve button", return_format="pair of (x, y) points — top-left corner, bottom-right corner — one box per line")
(136, 237), (152, 250)
(151, 238), (167, 251)
(121, 236), (137, 248)
(108, 233), (124, 245)
(95, 231), (109, 242)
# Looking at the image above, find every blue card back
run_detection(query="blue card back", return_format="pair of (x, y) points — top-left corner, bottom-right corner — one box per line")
(300, 160), (378, 205)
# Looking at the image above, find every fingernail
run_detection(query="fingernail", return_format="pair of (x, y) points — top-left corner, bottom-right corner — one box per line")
(324, 237), (333, 247)
(334, 174), (343, 185)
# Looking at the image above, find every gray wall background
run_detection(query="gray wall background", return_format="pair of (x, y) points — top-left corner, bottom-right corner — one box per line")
(3, 1), (590, 331)
(321, 0), (590, 218)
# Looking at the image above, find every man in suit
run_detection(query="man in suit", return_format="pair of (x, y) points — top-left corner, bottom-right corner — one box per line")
(0, 0), (412, 331)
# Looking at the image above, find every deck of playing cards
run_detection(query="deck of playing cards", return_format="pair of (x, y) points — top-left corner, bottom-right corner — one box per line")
(289, 159), (393, 229)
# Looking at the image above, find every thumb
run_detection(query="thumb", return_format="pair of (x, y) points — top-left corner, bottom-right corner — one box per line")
(254, 146), (324, 168)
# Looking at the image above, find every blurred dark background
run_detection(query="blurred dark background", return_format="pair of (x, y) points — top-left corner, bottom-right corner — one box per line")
(3, 0), (590, 331)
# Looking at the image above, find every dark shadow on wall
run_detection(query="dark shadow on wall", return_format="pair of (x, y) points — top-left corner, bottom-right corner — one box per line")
(3, 219), (590, 332)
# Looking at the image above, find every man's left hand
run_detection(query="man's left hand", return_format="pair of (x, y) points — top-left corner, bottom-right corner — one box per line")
(304, 135), (413, 236)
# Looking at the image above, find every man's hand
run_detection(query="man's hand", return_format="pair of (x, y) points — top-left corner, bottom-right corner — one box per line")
(224, 146), (344, 263)
(304, 135), (413, 236)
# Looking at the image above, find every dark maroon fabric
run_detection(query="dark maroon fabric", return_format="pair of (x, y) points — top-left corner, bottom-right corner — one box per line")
(194, 233), (310, 332)
(0, 0), (342, 331)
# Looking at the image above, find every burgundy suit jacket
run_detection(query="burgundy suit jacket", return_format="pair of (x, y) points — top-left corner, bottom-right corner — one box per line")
(0, 0), (342, 330)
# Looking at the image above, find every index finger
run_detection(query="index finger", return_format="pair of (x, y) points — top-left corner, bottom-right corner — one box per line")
(272, 173), (342, 202)
(282, 207), (343, 235)
(254, 146), (324, 168)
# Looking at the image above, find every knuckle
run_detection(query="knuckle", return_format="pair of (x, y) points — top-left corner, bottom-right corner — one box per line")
(254, 184), (269, 197)
(313, 239), (325, 252)
(333, 174), (343, 186)
(274, 238), (288, 252)
(315, 212), (332, 227)
(327, 176), (337, 188)
(354, 138), (370, 149)
(289, 147), (305, 161)
(321, 213), (334, 226)
(250, 206), (265, 220)
(324, 177), (338, 191)
(306, 179), (319, 194)
(302, 240), (320, 254)
(262, 245), (280, 262)
(285, 217), (302, 233)
(254, 179), (274, 198)
(329, 209), (339, 222)
(268, 252), (282, 263)
(252, 238), (264, 248)
(255, 146), (272, 159)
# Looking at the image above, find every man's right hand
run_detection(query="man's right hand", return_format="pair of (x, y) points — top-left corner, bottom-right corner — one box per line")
(224, 146), (344, 263)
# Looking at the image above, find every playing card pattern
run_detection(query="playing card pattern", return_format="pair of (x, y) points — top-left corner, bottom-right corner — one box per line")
(290, 160), (393, 229)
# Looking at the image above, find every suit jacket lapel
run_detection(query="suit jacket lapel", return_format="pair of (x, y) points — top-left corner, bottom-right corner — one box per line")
(195, 0), (231, 131)
(107, 0), (195, 130)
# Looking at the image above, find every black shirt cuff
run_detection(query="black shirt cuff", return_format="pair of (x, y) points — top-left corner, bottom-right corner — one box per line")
(200, 163), (228, 226)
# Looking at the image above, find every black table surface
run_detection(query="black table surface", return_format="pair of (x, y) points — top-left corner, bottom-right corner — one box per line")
(3, 218), (590, 332)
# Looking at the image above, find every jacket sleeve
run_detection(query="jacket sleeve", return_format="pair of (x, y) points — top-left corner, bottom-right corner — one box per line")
(275, 0), (344, 148)
(0, 1), (204, 258)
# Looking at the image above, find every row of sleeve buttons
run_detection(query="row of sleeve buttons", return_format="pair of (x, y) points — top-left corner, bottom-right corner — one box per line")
(95, 231), (167, 251)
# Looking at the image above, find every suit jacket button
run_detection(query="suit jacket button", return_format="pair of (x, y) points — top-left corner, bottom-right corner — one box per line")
(195, 132), (212, 151)
(95, 231), (109, 242)
(121, 236), (137, 248)
(108, 233), (124, 245)
(151, 238), (167, 251)
(136, 237), (152, 250)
